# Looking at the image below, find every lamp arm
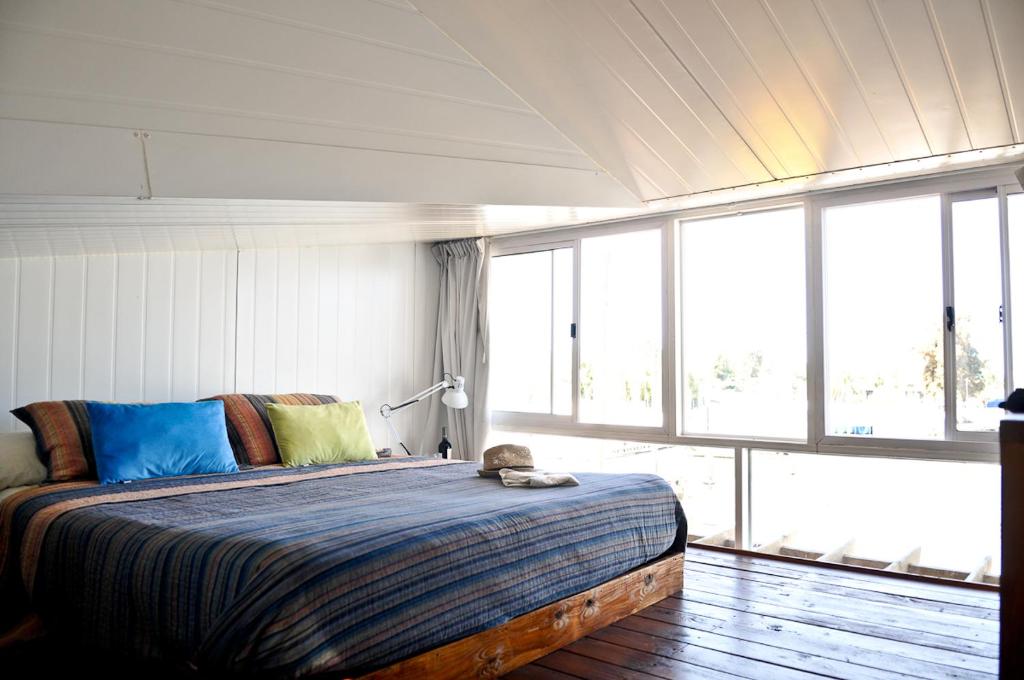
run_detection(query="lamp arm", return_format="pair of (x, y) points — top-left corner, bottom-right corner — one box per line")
(380, 379), (450, 418)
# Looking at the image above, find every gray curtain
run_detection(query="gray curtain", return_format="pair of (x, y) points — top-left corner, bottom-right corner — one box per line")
(421, 238), (489, 461)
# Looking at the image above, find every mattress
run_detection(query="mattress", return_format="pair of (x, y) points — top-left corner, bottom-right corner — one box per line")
(0, 457), (686, 678)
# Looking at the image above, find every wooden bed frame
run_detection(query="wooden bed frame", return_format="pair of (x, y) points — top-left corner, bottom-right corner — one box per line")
(355, 550), (685, 680)
(2, 551), (684, 679)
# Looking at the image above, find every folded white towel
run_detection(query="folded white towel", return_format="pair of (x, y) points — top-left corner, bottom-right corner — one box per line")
(498, 468), (579, 488)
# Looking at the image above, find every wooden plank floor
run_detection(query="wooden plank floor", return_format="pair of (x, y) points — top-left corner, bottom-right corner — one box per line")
(507, 547), (1000, 680)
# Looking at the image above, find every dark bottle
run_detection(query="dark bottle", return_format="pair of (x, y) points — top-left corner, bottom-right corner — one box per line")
(438, 426), (452, 459)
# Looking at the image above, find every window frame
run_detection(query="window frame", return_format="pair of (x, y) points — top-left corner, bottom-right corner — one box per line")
(490, 217), (673, 439)
(814, 182), (1016, 453)
(675, 204), (809, 443)
(488, 240), (575, 422)
(489, 164), (1021, 464)
(946, 188), (1006, 441)
(1001, 186), (1018, 409)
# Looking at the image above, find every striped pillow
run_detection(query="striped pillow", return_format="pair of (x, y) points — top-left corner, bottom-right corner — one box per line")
(200, 394), (340, 466)
(11, 400), (95, 481)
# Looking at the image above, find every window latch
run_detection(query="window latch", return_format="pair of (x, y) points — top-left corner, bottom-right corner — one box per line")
(999, 304), (1005, 324)
(570, 322), (577, 339)
(945, 306), (955, 332)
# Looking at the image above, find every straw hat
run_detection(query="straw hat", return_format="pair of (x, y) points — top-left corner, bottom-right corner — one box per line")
(478, 444), (534, 477)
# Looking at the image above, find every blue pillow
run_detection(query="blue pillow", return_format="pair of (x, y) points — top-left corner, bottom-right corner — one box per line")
(87, 401), (238, 484)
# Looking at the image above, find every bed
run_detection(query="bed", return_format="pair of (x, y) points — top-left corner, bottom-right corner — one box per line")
(0, 457), (686, 678)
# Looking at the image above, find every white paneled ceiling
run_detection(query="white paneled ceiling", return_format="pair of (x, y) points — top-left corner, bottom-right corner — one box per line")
(2, 0), (1024, 255)
(414, 0), (1024, 202)
(0, 0), (637, 207)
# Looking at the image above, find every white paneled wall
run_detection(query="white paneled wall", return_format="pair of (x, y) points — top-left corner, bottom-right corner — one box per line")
(0, 251), (237, 430)
(0, 243), (439, 451)
(234, 244), (435, 447)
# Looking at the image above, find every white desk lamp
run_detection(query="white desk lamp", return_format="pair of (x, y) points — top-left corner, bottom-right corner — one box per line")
(379, 373), (468, 455)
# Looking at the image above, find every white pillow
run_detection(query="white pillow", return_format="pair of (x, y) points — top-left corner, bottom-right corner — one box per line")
(0, 431), (46, 490)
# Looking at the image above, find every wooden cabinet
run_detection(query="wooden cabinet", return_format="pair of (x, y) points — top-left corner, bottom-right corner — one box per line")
(1002, 414), (1024, 677)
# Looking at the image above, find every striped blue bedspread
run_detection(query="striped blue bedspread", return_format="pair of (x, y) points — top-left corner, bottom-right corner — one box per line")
(0, 458), (686, 677)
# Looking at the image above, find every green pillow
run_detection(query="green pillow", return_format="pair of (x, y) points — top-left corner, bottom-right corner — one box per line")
(265, 401), (377, 467)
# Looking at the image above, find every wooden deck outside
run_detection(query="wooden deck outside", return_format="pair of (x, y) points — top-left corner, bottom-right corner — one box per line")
(507, 546), (999, 680)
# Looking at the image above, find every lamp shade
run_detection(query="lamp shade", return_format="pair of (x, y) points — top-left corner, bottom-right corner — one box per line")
(442, 376), (469, 409)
